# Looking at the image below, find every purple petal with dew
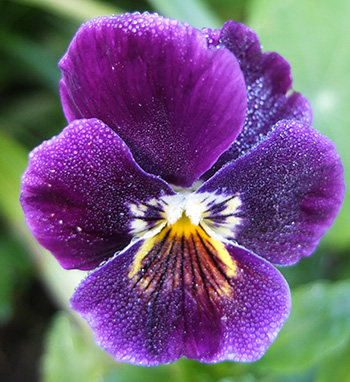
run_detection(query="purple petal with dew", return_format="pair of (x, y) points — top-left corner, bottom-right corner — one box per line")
(20, 118), (174, 270)
(71, 231), (290, 365)
(202, 21), (312, 179)
(199, 120), (345, 265)
(59, 12), (247, 187)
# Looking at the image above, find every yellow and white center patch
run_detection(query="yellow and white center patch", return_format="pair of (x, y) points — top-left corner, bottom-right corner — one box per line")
(128, 191), (243, 297)
(129, 214), (237, 298)
(129, 191), (242, 240)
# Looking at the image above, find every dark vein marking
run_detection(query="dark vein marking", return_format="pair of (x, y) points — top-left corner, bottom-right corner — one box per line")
(132, 229), (171, 288)
(191, 234), (220, 304)
(196, 231), (234, 287)
(204, 195), (237, 213)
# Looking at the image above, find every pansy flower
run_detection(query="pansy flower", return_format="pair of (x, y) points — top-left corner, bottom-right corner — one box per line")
(20, 12), (345, 365)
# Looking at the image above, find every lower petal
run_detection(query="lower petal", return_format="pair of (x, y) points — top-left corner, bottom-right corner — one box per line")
(71, 223), (291, 365)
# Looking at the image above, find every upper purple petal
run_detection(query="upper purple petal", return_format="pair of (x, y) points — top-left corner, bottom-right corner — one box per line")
(199, 120), (345, 265)
(71, 234), (290, 365)
(20, 118), (174, 270)
(203, 21), (312, 179)
(59, 12), (247, 187)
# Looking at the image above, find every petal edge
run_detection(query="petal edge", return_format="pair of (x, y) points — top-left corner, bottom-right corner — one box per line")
(20, 118), (174, 270)
(71, 225), (291, 364)
(59, 13), (247, 187)
(199, 120), (345, 265)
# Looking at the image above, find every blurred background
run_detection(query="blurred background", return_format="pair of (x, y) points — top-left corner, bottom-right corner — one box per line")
(0, 0), (349, 381)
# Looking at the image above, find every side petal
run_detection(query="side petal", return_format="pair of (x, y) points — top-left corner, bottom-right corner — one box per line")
(199, 120), (345, 265)
(71, 228), (290, 365)
(20, 118), (174, 270)
(59, 13), (247, 187)
(203, 21), (312, 179)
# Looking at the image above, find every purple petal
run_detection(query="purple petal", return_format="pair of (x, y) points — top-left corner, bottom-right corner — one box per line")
(203, 21), (312, 179)
(199, 120), (345, 265)
(59, 13), (247, 187)
(20, 118), (174, 270)
(71, 224), (290, 365)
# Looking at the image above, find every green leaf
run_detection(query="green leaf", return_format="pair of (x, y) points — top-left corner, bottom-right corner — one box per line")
(317, 340), (350, 382)
(102, 364), (182, 382)
(12, 0), (122, 23)
(247, 0), (350, 249)
(255, 280), (350, 373)
(0, 231), (34, 325)
(1, 31), (60, 91)
(147, 0), (222, 29)
(204, 0), (251, 23)
(41, 311), (114, 382)
(0, 129), (28, 229)
(103, 358), (242, 382)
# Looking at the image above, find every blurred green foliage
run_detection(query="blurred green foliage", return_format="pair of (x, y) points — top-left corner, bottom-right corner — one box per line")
(248, 0), (350, 250)
(0, 0), (349, 381)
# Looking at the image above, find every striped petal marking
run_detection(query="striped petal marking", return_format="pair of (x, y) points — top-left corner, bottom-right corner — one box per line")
(128, 192), (243, 298)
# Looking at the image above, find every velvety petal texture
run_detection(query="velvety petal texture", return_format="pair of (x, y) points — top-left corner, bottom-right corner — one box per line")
(20, 11), (345, 367)
(59, 13), (247, 187)
(199, 120), (345, 265)
(203, 21), (312, 179)
(20, 118), (174, 270)
(71, 238), (290, 365)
